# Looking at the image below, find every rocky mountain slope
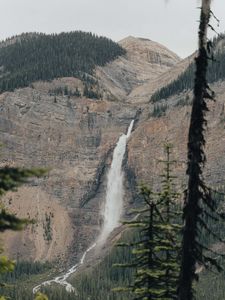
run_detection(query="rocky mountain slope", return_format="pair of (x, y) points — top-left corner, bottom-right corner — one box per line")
(96, 36), (181, 102)
(128, 80), (225, 191)
(0, 80), (135, 262)
(0, 32), (224, 271)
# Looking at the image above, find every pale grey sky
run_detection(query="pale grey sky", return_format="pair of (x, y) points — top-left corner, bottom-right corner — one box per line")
(0, 0), (224, 58)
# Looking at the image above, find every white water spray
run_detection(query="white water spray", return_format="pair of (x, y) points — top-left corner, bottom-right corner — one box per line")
(33, 120), (134, 295)
(98, 119), (134, 242)
(33, 243), (96, 294)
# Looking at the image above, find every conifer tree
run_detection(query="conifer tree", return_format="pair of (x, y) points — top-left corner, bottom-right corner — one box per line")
(0, 164), (47, 299)
(177, 1), (224, 299)
(155, 144), (181, 299)
(114, 144), (181, 299)
(0, 167), (46, 231)
(0, 31), (126, 93)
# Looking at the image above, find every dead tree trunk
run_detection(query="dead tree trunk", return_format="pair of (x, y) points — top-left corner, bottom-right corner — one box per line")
(178, 1), (212, 299)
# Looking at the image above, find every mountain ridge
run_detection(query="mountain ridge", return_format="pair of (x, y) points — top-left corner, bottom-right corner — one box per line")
(0, 31), (125, 94)
(96, 35), (181, 102)
(0, 32), (225, 277)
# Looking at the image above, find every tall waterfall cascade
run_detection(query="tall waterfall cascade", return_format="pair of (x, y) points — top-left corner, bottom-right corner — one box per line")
(33, 120), (134, 294)
(98, 119), (134, 243)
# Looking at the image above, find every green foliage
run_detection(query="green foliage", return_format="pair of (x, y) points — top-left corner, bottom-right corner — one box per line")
(37, 230), (137, 300)
(151, 34), (225, 103)
(174, 94), (192, 107)
(0, 157), (47, 298)
(0, 167), (46, 197)
(150, 103), (168, 118)
(114, 144), (182, 299)
(0, 209), (32, 232)
(0, 255), (15, 276)
(73, 232), (135, 300)
(83, 83), (102, 99)
(196, 262), (225, 300)
(34, 292), (48, 300)
(0, 31), (126, 93)
(1, 260), (52, 283)
(48, 86), (81, 98)
(43, 212), (53, 242)
(151, 63), (195, 102)
(0, 260), (52, 299)
(0, 167), (46, 233)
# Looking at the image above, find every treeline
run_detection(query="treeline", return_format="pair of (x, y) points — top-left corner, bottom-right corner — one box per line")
(0, 31), (126, 93)
(0, 232), (135, 300)
(38, 149), (225, 300)
(48, 86), (81, 98)
(40, 209), (225, 300)
(1, 260), (52, 282)
(151, 63), (195, 102)
(151, 34), (225, 102)
(43, 229), (136, 300)
(0, 260), (53, 299)
(1, 207), (225, 300)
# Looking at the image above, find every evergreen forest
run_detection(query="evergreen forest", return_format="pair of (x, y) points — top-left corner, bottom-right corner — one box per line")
(1, 1), (225, 300)
(151, 34), (225, 102)
(0, 31), (125, 93)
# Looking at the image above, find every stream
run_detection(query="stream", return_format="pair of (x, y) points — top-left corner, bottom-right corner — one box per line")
(33, 120), (134, 294)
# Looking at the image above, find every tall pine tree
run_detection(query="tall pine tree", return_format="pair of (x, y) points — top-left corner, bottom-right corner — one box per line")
(114, 144), (181, 299)
(177, 1), (225, 299)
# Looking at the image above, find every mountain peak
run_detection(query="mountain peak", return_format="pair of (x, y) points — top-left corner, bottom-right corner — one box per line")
(118, 35), (180, 67)
(119, 36), (151, 43)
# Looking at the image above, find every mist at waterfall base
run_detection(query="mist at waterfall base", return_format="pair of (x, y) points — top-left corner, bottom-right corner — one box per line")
(33, 120), (134, 295)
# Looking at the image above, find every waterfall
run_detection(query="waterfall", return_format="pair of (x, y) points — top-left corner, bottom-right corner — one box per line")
(98, 119), (134, 243)
(33, 120), (134, 295)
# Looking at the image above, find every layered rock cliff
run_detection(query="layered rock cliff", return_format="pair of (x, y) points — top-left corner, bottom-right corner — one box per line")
(0, 82), (136, 262)
(96, 36), (181, 102)
(0, 34), (224, 269)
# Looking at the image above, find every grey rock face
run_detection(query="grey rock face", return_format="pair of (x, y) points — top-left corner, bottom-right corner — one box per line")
(0, 36), (198, 264)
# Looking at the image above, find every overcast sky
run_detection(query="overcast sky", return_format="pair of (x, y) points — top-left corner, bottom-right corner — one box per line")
(0, 0), (224, 58)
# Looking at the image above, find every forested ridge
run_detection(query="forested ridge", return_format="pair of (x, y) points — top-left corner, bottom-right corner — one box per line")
(1, 1), (225, 299)
(151, 34), (225, 102)
(1, 229), (225, 300)
(0, 31), (126, 93)
(0, 231), (135, 300)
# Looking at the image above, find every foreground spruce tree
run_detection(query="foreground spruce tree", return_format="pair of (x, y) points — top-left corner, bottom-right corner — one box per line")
(177, 1), (225, 299)
(114, 144), (181, 299)
(155, 144), (181, 299)
(0, 165), (47, 299)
